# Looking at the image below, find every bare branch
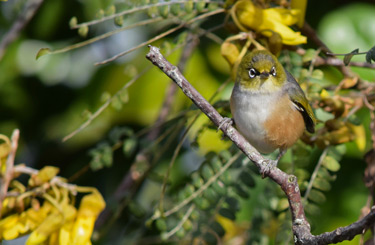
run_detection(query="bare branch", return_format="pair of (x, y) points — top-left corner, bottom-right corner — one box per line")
(146, 45), (312, 243)
(146, 45), (375, 244)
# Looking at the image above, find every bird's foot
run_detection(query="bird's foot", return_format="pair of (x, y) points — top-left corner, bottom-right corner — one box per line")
(260, 159), (278, 178)
(217, 117), (234, 132)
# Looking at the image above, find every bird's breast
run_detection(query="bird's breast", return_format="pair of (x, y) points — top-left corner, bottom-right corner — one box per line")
(230, 84), (305, 153)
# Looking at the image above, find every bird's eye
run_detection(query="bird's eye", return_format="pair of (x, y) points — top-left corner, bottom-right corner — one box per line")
(271, 66), (277, 76)
(249, 68), (257, 78)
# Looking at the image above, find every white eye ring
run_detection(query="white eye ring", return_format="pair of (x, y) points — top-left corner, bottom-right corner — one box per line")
(249, 68), (257, 78)
(271, 66), (277, 76)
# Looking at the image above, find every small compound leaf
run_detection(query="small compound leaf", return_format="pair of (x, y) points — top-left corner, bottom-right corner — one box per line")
(305, 202), (320, 216)
(184, 0), (194, 13)
(312, 177), (331, 191)
(302, 49), (316, 63)
(311, 69), (324, 80)
(201, 164), (214, 181)
(123, 138), (137, 157)
(155, 218), (167, 231)
(78, 25), (89, 38)
(196, 1), (206, 12)
(203, 187), (219, 203)
(69, 16), (78, 28)
(225, 197), (240, 211)
(114, 16), (124, 27)
(193, 196), (210, 210)
(212, 180), (226, 195)
(343, 48), (359, 66)
(171, 3), (181, 16)
(211, 221), (225, 237)
(322, 155), (341, 172)
(219, 208), (236, 220)
(233, 184), (250, 199)
(239, 171), (256, 187)
(308, 189), (326, 204)
(276, 198), (289, 212)
(36, 48), (51, 60)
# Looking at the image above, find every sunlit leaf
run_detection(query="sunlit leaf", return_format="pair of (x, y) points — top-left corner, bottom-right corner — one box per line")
(78, 25), (89, 38)
(69, 16), (78, 28)
(302, 49), (316, 63)
(308, 189), (326, 204)
(36, 48), (51, 60)
(322, 155), (341, 172)
(276, 198), (289, 212)
(312, 177), (331, 191)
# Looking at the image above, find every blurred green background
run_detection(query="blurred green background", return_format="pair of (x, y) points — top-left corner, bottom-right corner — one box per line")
(0, 0), (374, 244)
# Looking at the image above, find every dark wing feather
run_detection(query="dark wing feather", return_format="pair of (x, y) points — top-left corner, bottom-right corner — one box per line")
(284, 69), (315, 133)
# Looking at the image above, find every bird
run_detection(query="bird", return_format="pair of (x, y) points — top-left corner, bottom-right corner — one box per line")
(229, 49), (315, 172)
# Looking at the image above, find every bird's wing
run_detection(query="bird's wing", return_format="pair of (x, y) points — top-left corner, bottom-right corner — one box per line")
(284, 69), (316, 133)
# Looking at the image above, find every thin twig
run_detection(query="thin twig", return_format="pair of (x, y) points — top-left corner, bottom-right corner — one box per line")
(303, 148), (328, 202)
(72, 0), (224, 29)
(163, 204), (195, 240)
(151, 152), (241, 221)
(0, 0), (44, 61)
(95, 8), (225, 65)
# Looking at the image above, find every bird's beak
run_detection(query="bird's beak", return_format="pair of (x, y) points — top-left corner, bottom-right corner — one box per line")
(260, 72), (269, 79)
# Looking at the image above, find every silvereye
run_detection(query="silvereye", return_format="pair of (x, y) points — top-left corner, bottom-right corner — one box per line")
(230, 50), (315, 167)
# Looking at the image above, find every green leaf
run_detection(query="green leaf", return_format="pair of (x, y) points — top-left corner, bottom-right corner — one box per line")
(219, 170), (231, 185)
(111, 95), (123, 110)
(123, 138), (137, 157)
(182, 219), (193, 231)
(225, 197), (240, 211)
(343, 48), (359, 66)
(171, 3), (181, 16)
(204, 188), (219, 203)
(184, 0), (194, 13)
(308, 189), (326, 204)
(119, 89), (129, 103)
(317, 167), (336, 182)
(239, 171), (256, 187)
(211, 222), (225, 237)
(114, 16), (123, 27)
(219, 208), (236, 220)
(212, 180), (226, 195)
(158, 5), (169, 18)
(312, 177), (331, 191)
(311, 69), (324, 80)
(193, 196), (210, 210)
(233, 184), (250, 199)
(208, 2), (219, 11)
(78, 25), (89, 38)
(322, 155), (341, 172)
(201, 164), (214, 181)
(196, 1), (206, 12)
(175, 228), (186, 238)
(276, 198), (289, 212)
(36, 48), (51, 60)
(106, 5), (116, 16)
(183, 184), (195, 198)
(305, 202), (320, 216)
(155, 219), (167, 231)
(302, 49), (316, 63)
(101, 91), (111, 102)
(69, 16), (78, 28)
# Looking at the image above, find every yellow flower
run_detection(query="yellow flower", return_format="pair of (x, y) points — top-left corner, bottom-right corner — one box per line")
(233, 0), (307, 45)
(70, 192), (105, 244)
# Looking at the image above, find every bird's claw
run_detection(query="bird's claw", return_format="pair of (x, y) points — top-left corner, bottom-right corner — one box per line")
(260, 159), (278, 178)
(218, 117), (233, 132)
